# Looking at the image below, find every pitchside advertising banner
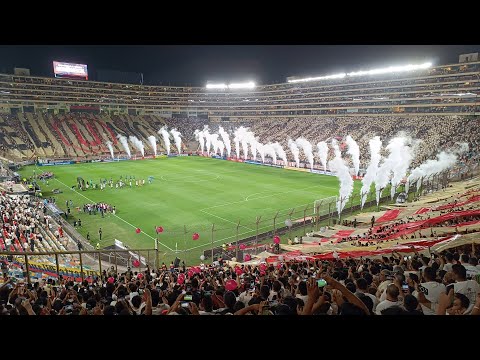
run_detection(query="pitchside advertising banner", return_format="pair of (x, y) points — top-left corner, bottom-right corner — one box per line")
(284, 166), (310, 173)
(244, 160), (283, 168)
(311, 169), (337, 176)
(37, 155), (165, 166)
(37, 161), (75, 166)
(0, 256), (99, 282)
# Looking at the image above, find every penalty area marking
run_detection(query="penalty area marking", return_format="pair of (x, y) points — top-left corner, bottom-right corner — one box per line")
(53, 178), (175, 253)
(199, 209), (254, 231)
(203, 182), (337, 211)
(161, 174), (220, 182)
(187, 195), (333, 252)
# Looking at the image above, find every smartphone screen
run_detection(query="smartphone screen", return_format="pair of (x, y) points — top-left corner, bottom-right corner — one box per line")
(184, 294), (193, 301)
(317, 279), (327, 288)
(445, 284), (454, 294)
(181, 302), (190, 308)
(402, 284), (409, 292)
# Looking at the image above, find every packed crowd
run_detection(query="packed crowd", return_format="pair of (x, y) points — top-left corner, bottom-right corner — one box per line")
(2, 110), (480, 170)
(0, 193), (69, 252)
(1, 62), (477, 106)
(1, 243), (479, 315)
(243, 115), (480, 170)
(342, 192), (480, 247)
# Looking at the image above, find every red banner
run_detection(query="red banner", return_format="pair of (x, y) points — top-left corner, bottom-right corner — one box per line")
(433, 195), (480, 211)
(376, 209), (402, 223)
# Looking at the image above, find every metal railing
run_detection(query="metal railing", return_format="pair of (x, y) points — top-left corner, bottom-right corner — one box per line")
(0, 248), (157, 284)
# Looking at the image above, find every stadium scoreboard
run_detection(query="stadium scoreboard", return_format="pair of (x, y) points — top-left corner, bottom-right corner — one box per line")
(53, 61), (88, 80)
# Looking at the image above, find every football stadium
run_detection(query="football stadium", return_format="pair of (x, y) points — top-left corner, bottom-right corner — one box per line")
(1, 46), (479, 316)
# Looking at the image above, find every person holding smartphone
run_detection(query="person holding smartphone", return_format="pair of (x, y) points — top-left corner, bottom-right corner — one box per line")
(416, 267), (446, 315)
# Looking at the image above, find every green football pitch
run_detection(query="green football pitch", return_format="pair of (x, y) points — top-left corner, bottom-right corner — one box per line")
(19, 157), (364, 263)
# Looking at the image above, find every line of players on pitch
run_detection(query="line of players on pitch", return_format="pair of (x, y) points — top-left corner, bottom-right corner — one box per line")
(83, 175), (155, 190)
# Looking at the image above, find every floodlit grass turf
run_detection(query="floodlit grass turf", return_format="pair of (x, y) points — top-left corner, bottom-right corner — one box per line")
(19, 157), (364, 263)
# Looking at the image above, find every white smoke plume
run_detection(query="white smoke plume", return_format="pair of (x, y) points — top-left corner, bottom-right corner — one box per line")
(248, 135), (258, 161)
(328, 139), (354, 215)
(147, 135), (157, 157)
(288, 139), (300, 168)
(218, 126), (232, 157)
(233, 133), (240, 158)
(129, 135), (145, 157)
(209, 133), (219, 155)
(360, 136), (382, 209)
(212, 135), (225, 157)
(345, 135), (360, 176)
(218, 140), (225, 157)
(170, 128), (182, 154)
(235, 127), (250, 160)
(116, 134), (131, 158)
(194, 128), (206, 153)
(233, 127), (250, 159)
(158, 126), (171, 155)
(406, 143), (469, 193)
(316, 141), (329, 174)
(203, 127), (212, 155)
(106, 141), (115, 160)
(295, 137), (314, 170)
(264, 143), (277, 164)
(257, 142), (265, 163)
(389, 136), (414, 199)
(374, 136), (414, 204)
(272, 142), (287, 165)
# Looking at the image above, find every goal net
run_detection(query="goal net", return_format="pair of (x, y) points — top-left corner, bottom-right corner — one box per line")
(313, 196), (337, 215)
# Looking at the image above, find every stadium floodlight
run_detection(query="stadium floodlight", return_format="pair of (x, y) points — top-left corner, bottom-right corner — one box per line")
(288, 73), (346, 83)
(287, 61), (432, 84)
(347, 62), (432, 77)
(206, 83), (228, 90)
(228, 81), (256, 89)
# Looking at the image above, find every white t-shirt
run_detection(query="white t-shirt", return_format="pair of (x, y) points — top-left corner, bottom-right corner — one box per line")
(454, 280), (480, 314)
(443, 263), (454, 273)
(268, 290), (279, 301)
(296, 294), (308, 303)
(376, 280), (392, 299)
(356, 291), (378, 312)
(198, 310), (215, 315)
(238, 291), (253, 305)
(463, 264), (480, 279)
(375, 300), (403, 315)
(418, 281), (446, 315)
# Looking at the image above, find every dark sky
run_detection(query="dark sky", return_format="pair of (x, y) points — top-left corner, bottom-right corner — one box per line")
(0, 45), (478, 86)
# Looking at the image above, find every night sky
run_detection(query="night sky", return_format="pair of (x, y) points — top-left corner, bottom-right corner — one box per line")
(0, 45), (479, 86)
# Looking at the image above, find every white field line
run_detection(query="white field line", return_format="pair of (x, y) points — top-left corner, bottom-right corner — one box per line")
(186, 195), (335, 252)
(49, 161), (336, 254)
(201, 183), (336, 211)
(185, 222), (278, 252)
(200, 209), (254, 231)
(161, 174), (221, 182)
(53, 178), (175, 253)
